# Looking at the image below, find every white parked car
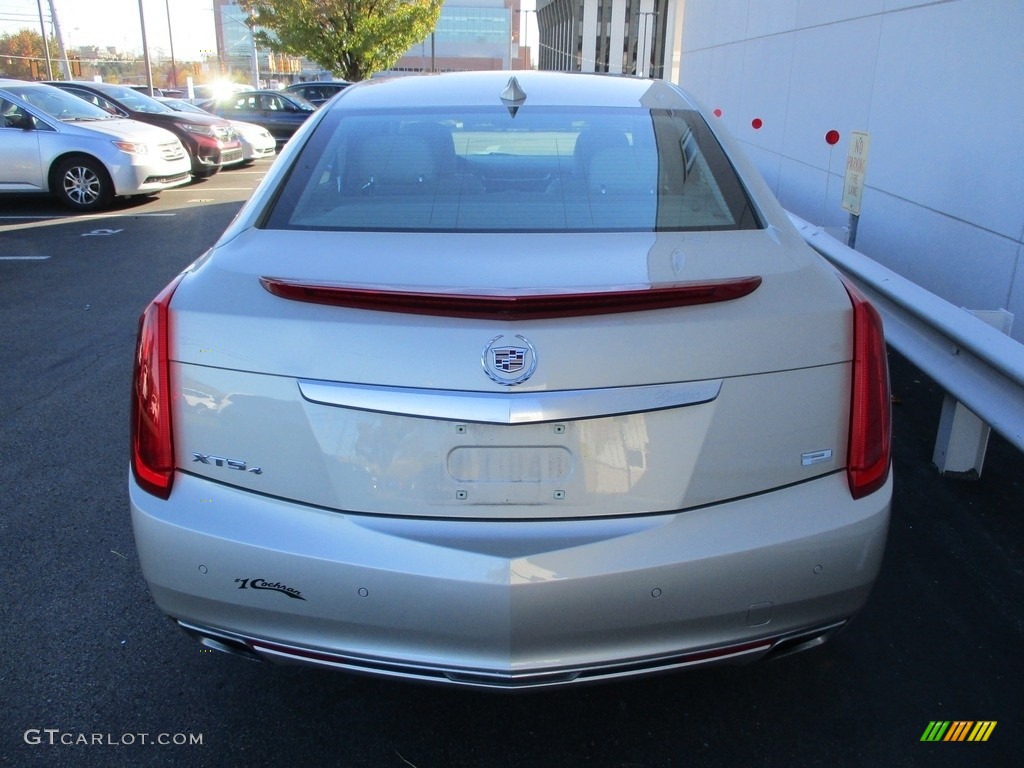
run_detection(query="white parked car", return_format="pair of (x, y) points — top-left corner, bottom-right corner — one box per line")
(130, 71), (892, 689)
(0, 79), (191, 210)
(231, 121), (277, 163)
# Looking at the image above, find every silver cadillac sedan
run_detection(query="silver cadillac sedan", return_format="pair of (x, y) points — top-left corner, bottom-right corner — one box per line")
(130, 71), (892, 689)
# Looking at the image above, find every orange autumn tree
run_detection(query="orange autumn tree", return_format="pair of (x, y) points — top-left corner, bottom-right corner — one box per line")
(0, 29), (60, 80)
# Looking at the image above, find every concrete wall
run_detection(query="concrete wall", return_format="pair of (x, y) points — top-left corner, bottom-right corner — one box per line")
(675, 0), (1024, 343)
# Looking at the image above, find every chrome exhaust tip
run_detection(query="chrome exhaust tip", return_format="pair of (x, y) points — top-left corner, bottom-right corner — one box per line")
(177, 621), (263, 662)
(763, 619), (848, 661)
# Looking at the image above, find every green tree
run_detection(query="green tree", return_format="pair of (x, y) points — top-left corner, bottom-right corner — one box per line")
(238, 0), (443, 82)
(0, 29), (60, 80)
(94, 60), (135, 83)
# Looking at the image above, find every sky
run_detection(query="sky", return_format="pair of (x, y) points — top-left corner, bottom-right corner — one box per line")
(1, 0), (220, 61)
(1, 1), (539, 64)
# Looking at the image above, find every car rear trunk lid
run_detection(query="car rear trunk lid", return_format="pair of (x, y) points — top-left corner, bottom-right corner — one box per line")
(168, 227), (853, 519)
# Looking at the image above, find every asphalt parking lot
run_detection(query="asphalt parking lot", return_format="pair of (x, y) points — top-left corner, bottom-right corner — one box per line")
(1, 161), (1020, 767)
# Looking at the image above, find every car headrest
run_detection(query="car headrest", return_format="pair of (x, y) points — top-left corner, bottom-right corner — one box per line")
(352, 135), (436, 186)
(587, 147), (657, 195)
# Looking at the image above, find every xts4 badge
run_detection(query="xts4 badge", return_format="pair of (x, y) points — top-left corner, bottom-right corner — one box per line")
(235, 578), (305, 600)
(192, 452), (262, 475)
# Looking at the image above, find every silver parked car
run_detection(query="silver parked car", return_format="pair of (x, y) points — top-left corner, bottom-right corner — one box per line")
(130, 71), (892, 689)
(0, 79), (191, 210)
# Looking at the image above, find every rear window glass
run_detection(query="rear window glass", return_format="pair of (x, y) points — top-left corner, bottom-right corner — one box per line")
(264, 106), (761, 232)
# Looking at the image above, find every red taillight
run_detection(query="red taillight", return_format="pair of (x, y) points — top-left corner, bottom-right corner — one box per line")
(130, 275), (183, 499)
(841, 276), (891, 499)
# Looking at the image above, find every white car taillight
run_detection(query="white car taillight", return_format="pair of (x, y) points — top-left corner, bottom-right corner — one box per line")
(841, 276), (892, 499)
(131, 275), (183, 499)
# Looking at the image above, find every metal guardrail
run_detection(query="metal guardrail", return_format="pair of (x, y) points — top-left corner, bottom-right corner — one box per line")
(787, 212), (1024, 454)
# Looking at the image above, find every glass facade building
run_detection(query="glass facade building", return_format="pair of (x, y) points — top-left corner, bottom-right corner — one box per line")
(213, 0), (310, 84)
(391, 1), (521, 74)
(213, 0), (528, 79)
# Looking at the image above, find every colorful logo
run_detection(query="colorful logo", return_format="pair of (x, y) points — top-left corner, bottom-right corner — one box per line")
(481, 334), (537, 386)
(921, 721), (996, 742)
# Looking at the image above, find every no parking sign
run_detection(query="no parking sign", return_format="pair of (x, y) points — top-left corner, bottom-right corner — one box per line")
(842, 131), (871, 215)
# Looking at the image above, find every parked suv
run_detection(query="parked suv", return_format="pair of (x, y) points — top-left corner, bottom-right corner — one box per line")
(48, 80), (243, 178)
(0, 79), (191, 211)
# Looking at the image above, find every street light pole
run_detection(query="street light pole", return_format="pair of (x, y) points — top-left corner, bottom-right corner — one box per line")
(45, 0), (70, 79)
(521, 9), (537, 70)
(249, 23), (260, 89)
(165, 0), (178, 89)
(136, 0), (154, 92)
(35, 0), (53, 80)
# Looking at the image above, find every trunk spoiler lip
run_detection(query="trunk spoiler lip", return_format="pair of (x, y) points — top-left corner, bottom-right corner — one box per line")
(258, 276), (762, 320)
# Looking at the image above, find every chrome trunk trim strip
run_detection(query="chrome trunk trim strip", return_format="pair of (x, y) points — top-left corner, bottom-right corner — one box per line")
(297, 379), (722, 424)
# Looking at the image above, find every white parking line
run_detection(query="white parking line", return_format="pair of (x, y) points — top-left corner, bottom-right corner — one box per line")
(0, 215), (71, 220)
(0, 212), (176, 234)
(0, 213), (177, 220)
(0, 256), (50, 260)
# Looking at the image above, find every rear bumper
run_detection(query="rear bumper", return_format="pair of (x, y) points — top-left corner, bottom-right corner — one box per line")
(130, 470), (890, 689)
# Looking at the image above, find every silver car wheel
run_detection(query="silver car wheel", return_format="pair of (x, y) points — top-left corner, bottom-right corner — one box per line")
(54, 156), (113, 211)
(64, 164), (100, 204)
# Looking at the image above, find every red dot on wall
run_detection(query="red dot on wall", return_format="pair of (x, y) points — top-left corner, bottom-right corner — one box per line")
(825, 129), (841, 145)
(713, 108), (722, 118)
(751, 118), (763, 130)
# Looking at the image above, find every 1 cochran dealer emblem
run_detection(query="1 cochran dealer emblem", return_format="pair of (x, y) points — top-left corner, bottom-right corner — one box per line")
(482, 334), (537, 386)
(235, 578), (306, 600)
